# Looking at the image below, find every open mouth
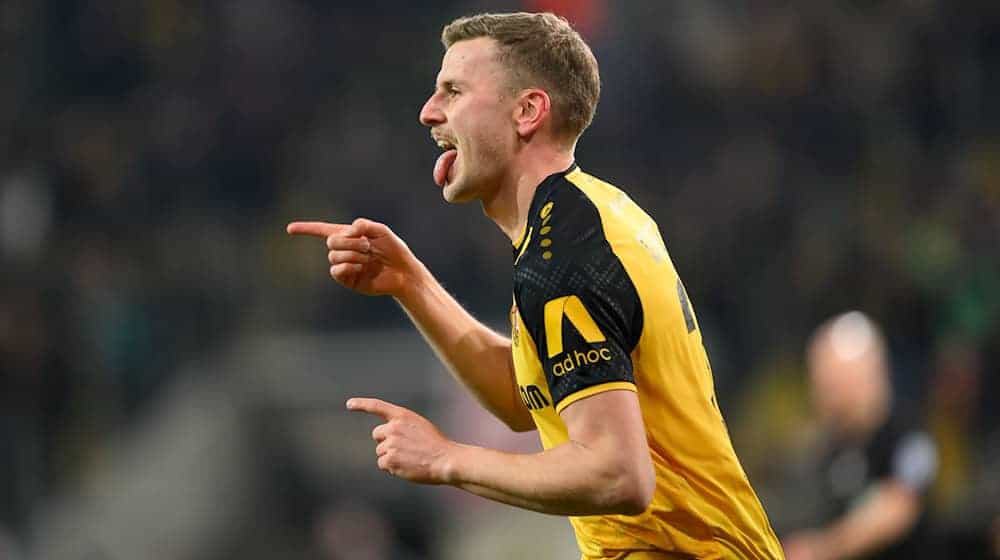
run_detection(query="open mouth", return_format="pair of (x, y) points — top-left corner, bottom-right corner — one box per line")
(433, 137), (458, 188)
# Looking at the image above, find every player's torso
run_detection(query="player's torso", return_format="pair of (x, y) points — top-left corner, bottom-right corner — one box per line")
(509, 166), (784, 559)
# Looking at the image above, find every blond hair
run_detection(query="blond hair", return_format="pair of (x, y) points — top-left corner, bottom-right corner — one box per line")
(442, 12), (601, 144)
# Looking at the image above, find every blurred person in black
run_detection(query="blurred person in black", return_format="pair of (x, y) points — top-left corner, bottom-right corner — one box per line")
(783, 311), (938, 560)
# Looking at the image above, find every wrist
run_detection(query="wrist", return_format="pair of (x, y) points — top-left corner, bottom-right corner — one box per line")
(394, 260), (431, 306)
(440, 443), (473, 486)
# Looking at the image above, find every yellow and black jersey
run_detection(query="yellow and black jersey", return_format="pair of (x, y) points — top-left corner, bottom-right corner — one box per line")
(510, 164), (784, 559)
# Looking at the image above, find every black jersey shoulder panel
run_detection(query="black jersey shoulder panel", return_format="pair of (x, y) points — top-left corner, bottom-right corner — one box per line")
(512, 167), (644, 407)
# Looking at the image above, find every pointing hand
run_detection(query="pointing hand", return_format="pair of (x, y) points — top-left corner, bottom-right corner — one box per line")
(347, 397), (457, 485)
(287, 218), (423, 297)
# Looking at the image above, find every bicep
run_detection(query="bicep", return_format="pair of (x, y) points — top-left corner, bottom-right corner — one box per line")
(560, 389), (652, 474)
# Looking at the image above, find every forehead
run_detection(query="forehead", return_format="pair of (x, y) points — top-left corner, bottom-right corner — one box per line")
(809, 345), (869, 386)
(438, 37), (504, 84)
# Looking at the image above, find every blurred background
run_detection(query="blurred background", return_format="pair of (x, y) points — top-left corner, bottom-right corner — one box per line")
(1, 0), (998, 558)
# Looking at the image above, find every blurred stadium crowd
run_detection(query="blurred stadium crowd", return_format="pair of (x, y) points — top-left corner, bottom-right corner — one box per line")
(1, 0), (998, 558)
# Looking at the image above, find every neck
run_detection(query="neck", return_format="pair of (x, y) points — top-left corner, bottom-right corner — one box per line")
(481, 145), (575, 242)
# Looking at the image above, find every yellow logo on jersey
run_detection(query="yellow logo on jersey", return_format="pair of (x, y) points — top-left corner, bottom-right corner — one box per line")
(551, 347), (613, 377)
(543, 295), (613, 376)
(543, 295), (606, 357)
(518, 384), (550, 410)
(540, 201), (554, 220)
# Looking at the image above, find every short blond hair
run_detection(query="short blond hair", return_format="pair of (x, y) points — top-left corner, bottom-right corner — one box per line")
(442, 12), (601, 144)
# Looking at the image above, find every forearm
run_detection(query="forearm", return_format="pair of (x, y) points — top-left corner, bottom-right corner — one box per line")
(818, 482), (920, 559)
(443, 440), (647, 516)
(396, 265), (533, 431)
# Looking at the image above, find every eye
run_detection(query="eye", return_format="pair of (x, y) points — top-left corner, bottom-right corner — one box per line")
(447, 88), (460, 97)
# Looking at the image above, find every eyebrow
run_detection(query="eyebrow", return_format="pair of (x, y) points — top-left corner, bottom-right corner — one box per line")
(437, 79), (467, 91)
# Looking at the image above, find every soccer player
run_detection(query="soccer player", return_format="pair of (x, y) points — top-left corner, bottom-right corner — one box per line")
(288, 12), (783, 559)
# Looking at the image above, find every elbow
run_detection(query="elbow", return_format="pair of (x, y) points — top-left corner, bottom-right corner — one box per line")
(630, 478), (656, 515)
(603, 457), (656, 516)
(615, 471), (655, 516)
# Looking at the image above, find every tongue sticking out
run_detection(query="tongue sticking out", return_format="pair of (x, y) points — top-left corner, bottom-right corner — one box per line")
(433, 149), (458, 187)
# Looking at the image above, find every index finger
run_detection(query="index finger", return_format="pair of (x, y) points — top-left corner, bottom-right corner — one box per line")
(286, 221), (349, 238)
(346, 397), (408, 421)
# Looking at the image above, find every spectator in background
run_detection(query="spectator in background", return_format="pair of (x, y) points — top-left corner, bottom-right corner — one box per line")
(783, 311), (938, 560)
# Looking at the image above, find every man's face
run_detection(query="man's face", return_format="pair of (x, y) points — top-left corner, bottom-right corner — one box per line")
(809, 351), (857, 429)
(419, 37), (518, 203)
(808, 345), (883, 435)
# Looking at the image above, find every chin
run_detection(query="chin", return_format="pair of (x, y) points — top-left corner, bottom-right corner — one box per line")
(442, 179), (478, 204)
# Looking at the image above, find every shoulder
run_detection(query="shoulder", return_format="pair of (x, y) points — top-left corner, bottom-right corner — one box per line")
(512, 167), (644, 354)
(515, 166), (657, 270)
(530, 168), (608, 253)
(513, 168), (636, 298)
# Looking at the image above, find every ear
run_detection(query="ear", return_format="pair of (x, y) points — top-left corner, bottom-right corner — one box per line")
(513, 88), (552, 139)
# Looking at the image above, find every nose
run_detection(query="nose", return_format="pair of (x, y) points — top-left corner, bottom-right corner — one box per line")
(419, 93), (444, 127)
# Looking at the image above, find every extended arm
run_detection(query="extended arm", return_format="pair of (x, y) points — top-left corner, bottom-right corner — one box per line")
(821, 481), (921, 557)
(784, 481), (922, 560)
(396, 264), (533, 432)
(447, 389), (654, 515)
(288, 218), (533, 432)
(350, 389), (655, 516)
